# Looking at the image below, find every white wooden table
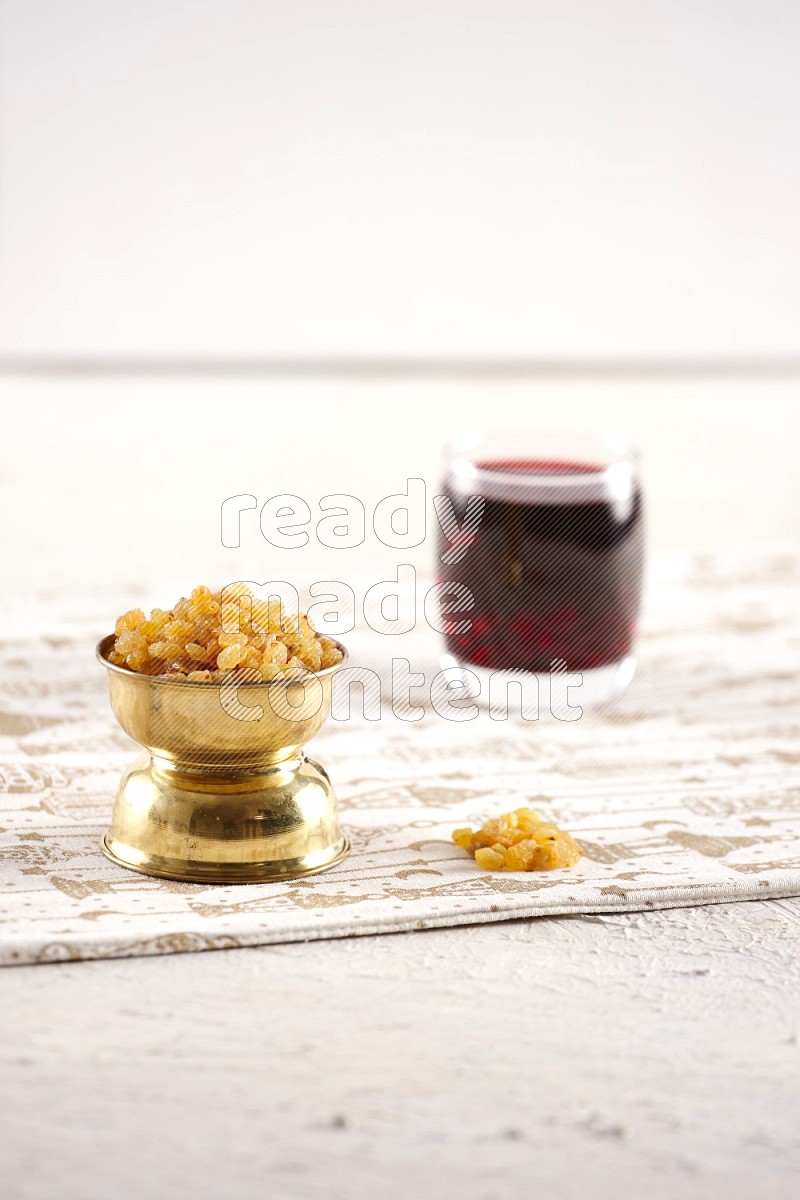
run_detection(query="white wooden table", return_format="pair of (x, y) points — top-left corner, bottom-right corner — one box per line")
(1, 375), (799, 1199)
(3, 897), (799, 1200)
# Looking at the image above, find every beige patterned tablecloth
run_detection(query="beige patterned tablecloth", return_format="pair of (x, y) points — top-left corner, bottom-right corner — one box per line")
(1, 552), (799, 966)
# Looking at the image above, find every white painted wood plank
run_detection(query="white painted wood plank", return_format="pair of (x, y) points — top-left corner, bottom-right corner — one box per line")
(3, 900), (799, 1199)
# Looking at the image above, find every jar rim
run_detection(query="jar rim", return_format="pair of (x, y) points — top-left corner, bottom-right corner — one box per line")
(444, 430), (641, 505)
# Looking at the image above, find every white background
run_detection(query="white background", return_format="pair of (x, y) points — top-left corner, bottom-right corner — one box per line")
(1, 0), (800, 358)
(0, 2), (798, 599)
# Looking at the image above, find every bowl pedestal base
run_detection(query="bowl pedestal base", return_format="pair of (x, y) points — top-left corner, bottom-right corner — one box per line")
(101, 751), (350, 884)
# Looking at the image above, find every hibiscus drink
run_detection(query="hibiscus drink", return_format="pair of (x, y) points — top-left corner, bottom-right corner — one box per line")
(439, 433), (644, 697)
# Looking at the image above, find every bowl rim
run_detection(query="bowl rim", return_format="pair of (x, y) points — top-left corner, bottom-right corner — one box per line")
(96, 633), (349, 687)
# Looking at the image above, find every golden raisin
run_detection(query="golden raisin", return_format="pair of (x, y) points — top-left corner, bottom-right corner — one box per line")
(217, 644), (246, 671)
(453, 807), (583, 871)
(109, 585), (344, 682)
(475, 847), (505, 870)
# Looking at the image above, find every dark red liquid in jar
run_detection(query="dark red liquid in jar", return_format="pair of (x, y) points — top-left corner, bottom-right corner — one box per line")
(439, 457), (644, 672)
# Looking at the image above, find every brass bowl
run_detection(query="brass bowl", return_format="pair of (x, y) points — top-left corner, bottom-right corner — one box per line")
(96, 635), (350, 883)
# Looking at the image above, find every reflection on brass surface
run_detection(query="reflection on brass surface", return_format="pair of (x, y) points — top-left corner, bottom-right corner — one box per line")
(96, 636), (350, 883)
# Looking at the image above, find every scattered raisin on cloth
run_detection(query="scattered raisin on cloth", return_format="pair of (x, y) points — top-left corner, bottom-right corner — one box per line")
(453, 808), (584, 871)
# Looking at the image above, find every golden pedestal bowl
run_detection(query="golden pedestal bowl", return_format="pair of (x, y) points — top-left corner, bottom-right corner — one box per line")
(96, 635), (350, 883)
